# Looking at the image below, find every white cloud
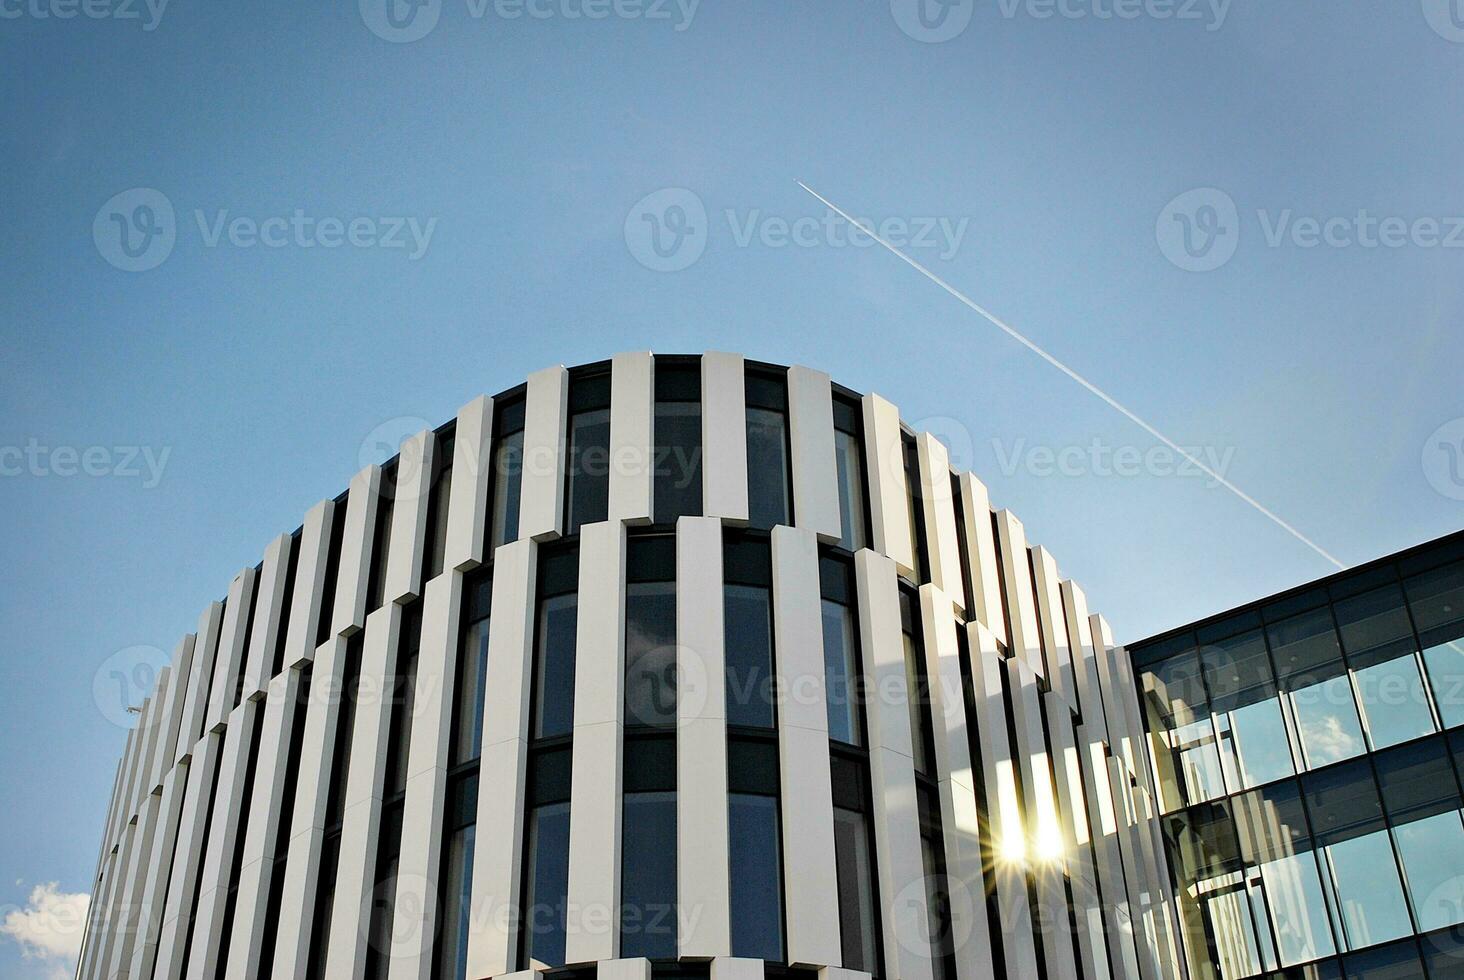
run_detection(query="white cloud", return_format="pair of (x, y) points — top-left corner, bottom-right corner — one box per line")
(1, 882), (90, 977)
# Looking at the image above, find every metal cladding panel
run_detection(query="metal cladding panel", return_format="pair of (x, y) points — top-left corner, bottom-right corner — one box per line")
(918, 586), (994, 980)
(151, 730), (222, 980)
(177, 604), (222, 765)
(702, 351), (749, 523)
(608, 351), (655, 524)
(465, 538), (537, 978)
(771, 526), (840, 968)
(1031, 546), (1077, 713)
(957, 473), (1006, 647)
(786, 364), (841, 542)
(567, 520), (631, 965)
(994, 510), (1045, 682)
(282, 498), (336, 670)
(241, 533), (294, 701)
(854, 549), (931, 980)
(965, 622), (1040, 979)
(334, 463), (383, 637)
(152, 637), (195, 791)
(444, 394), (494, 572)
(916, 434), (965, 614)
(384, 428), (436, 604)
(518, 364), (570, 541)
(206, 566), (258, 733)
(861, 394), (914, 577)
(127, 763), (188, 980)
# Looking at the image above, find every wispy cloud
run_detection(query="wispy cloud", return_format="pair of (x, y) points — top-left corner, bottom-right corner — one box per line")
(1, 882), (89, 979)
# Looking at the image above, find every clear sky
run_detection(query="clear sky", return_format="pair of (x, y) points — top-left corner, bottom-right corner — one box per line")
(3, 2), (1463, 975)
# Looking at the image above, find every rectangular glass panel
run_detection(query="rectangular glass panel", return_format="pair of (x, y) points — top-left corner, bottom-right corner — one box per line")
(1175, 718), (1227, 804)
(1404, 563), (1464, 638)
(1375, 736), (1461, 822)
(621, 791), (677, 958)
(533, 594), (578, 740)
(904, 629), (933, 775)
(1227, 697), (1295, 790)
(1292, 675), (1366, 769)
(491, 428), (524, 547)
(746, 407), (791, 529)
(1326, 830), (1412, 950)
(823, 599), (861, 746)
(454, 616), (491, 765)
(728, 793), (784, 961)
(1354, 654), (1435, 751)
(834, 428), (868, 552)
(653, 402), (701, 525)
(1261, 850), (1336, 966)
(1334, 585), (1415, 665)
(625, 581), (677, 728)
(1422, 639), (1464, 728)
(1205, 887), (1264, 980)
(523, 802), (571, 967)
(566, 409), (611, 533)
(725, 584), (775, 729)
(436, 824), (475, 980)
(833, 805), (878, 973)
(1393, 810), (1464, 932)
(1269, 609), (1344, 687)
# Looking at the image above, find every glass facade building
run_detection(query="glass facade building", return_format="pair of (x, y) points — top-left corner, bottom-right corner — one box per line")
(1129, 531), (1464, 980)
(77, 352), (1186, 980)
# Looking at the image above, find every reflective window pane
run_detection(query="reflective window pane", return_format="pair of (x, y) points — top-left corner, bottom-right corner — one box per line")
(746, 407), (791, 530)
(834, 428), (868, 552)
(1305, 758), (1386, 847)
(1334, 585), (1415, 667)
(834, 806), (879, 973)
(523, 802), (571, 967)
(1393, 810), (1464, 932)
(565, 409), (611, 533)
(823, 599), (861, 746)
(1205, 886), (1266, 979)
(1269, 609), (1344, 687)
(653, 402), (701, 525)
(1340, 939), (1426, 980)
(1174, 718), (1227, 805)
(625, 582), (677, 728)
(728, 793), (784, 961)
(1375, 736), (1462, 823)
(1202, 630), (1277, 713)
(491, 428), (524, 547)
(1225, 697), (1295, 790)
(533, 593), (578, 740)
(454, 615), (491, 766)
(1354, 654), (1435, 751)
(1404, 564), (1464, 641)
(436, 822), (475, 980)
(1325, 830), (1412, 950)
(725, 584), (774, 728)
(620, 791), (677, 958)
(1262, 850), (1337, 966)
(1422, 639), (1464, 728)
(1292, 675), (1366, 769)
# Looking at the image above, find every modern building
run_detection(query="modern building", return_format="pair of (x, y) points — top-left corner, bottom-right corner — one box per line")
(76, 352), (1185, 980)
(1129, 531), (1464, 980)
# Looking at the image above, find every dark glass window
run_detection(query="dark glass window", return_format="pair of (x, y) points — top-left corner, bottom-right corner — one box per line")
(565, 371), (611, 535)
(745, 370), (792, 530)
(620, 789), (677, 958)
(917, 785), (955, 980)
(1375, 736), (1462, 823)
(1232, 780), (1311, 864)
(1405, 563), (1464, 645)
(626, 536), (677, 729)
(422, 433), (454, 582)
(1201, 629), (1276, 713)
(831, 754), (879, 973)
(725, 536), (775, 729)
(1334, 585), (1416, 668)
(367, 466), (396, 612)
(1341, 939), (1425, 980)
(317, 498), (349, 646)
(521, 746), (572, 968)
(728, 792), (784, 961)
(832, 395), (868, 553)
(653, 361), (701, 526)
(821, 556), (862, 746)
(436, 772), (478, 980)
(452, 569), (493, 766)
(533, 548), (579, 741)
(1303, 758), (1385, 847)
(1268, 608), (1345, 688)
(901, 589), (936, 776)
(490, 398), (526, 549)
(902, 435), (928, 583)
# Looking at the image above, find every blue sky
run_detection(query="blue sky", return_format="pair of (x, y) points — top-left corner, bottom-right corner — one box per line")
(3, 1), (1463, 975)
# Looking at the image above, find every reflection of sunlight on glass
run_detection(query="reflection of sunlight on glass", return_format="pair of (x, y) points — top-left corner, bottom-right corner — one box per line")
(1089, 743), (1119, 837)
(996, 761), (1026, 865)
(1065, 745), (1090, 846)
(1034, 815), (1065, 862)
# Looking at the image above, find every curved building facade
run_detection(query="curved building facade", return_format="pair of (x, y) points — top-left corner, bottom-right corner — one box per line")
(77, 353), (1185, 980)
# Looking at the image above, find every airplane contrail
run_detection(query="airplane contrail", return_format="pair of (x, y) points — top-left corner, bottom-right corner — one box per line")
(796, 179), (1346, 571)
